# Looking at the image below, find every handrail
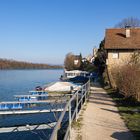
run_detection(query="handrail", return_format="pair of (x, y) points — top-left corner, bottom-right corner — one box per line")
(50, 80), (90, 140)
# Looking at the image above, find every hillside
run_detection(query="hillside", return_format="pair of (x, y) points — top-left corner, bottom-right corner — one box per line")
(0, 59), (62, 70)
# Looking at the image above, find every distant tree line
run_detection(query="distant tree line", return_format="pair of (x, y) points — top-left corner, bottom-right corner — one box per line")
(0, 58), (62, 70)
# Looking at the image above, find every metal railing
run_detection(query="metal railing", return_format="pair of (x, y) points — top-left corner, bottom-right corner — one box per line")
(50, 80), (90, 140)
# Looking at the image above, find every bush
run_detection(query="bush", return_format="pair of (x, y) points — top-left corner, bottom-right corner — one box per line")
(111, 64), (140, 101)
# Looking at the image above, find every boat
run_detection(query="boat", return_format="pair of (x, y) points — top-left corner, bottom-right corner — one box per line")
(29, 90), (48, 95)
(0, 87), (48, 111)
(35, 86), (43, 91)
(17, 96), (38, 102)
(61, 70), (90, 80)
(0, 103), (23, 110)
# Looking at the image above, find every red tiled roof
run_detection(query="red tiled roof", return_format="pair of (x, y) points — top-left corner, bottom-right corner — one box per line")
(104, 28), (140, 49)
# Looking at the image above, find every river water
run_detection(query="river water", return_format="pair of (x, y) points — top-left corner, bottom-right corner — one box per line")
(0, 69), (63, 140)
(0, 69), (63, 101)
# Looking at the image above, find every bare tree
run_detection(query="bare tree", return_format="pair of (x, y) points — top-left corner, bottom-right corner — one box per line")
(64, 53), (82, 71)
(64, 53), (75, 70)
(115, 17), (140, 28)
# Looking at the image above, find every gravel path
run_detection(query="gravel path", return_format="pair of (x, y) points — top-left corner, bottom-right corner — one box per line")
(71, 83), (134, 140)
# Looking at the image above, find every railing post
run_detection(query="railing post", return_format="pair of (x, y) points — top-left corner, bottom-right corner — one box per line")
(81, 87), (83, 107)
(87, 80), (90, 99)
(54, 132), (58, 140)
(85, 84), (87, 102)
(69, 102), (71, 140)
(75, 92), (78, 122)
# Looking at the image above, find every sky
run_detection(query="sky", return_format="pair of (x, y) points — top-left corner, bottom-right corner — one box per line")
(0, 0), (140, 65)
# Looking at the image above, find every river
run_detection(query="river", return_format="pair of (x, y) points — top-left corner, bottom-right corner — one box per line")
(0, 69), (63, 140)
(0, 69), (63, 101)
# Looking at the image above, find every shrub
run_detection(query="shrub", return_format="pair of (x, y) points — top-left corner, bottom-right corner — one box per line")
(111, 64), (140, 100)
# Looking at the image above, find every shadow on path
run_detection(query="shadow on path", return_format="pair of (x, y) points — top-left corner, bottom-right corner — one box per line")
(111, 131), (134, 140)
(89, 95), (113, 102)
(100, 108), (119, 113)
(89, 100), (116, 106)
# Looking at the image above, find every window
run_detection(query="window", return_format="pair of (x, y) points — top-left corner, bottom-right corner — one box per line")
(74, 60), (79, 65)
(112, 52), (119, 59)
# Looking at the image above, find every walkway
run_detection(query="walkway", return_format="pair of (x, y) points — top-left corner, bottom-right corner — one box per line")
(71, 83), (134, 140)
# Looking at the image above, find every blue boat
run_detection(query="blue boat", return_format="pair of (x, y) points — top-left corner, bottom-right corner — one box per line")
(0, 104), (9, 110)
(0, 103), (23, 110)
(0, 87), (48, 111)
(18, 96), (38, 102)
(29, 90), (48, 95)
(11, 103), (23, 109)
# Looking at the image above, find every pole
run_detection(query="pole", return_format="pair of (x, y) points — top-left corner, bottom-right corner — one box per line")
(75, 92), (78, 122)
(69, 103), (71, 140)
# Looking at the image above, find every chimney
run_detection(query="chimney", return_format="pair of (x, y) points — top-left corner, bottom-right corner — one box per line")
(125, 26), (131, 38)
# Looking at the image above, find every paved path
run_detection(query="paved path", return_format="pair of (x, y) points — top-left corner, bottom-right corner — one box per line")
(71, 83), (134, 140)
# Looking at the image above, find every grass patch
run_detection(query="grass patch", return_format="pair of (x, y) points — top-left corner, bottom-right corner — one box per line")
(72, 117), (83, 129)
(71, 102), (87, 140)
(76, 134), (82, 140)
(72, 117), (83, 140)
(107, 88), (140, 140)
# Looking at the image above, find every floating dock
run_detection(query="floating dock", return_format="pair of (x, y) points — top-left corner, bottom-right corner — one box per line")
(0, 122), (56, 133)
(0, 108), (65, 115)
(0, 99), (67, 104)
(0, 99), (68, 111)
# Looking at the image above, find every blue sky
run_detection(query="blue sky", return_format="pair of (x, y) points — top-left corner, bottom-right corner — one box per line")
(0, 0), (140, 64)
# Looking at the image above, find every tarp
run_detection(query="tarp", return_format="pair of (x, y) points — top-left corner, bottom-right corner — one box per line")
(44, 81), (80, 92)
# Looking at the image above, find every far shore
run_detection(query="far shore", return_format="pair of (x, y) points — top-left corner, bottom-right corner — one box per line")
(0, 68), (63, 70)
(0, 58), (63, 70)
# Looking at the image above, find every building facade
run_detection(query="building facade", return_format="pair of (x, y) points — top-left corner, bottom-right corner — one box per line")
(104, 28), (140, 69)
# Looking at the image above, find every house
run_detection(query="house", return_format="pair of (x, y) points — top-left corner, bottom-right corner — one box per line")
(91, 48), (98, 62)
(73, 55), (82, 68)
(104, 27), (140, 69)
(85, 54), (93, 62)
(93, 48), (98, 57)
(83, 48), (98, 63)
